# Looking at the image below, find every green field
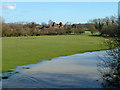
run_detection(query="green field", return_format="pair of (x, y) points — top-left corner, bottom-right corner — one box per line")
(2, 34), (108, 73)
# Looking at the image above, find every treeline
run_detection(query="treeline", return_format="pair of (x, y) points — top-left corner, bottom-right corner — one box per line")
(97, 17), (120, 87)
(2, 21), (95, 37)
(90, 16), (120, 37)
(2, 16), (120, 37)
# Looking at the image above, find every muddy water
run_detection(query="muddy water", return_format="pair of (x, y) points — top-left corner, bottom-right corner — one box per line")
(2, 51), (106, 88)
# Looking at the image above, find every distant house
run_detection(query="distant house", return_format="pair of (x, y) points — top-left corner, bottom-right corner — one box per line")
(35, 21), (64, 29)
(72, 24), (86, 29)
(72, 23), (94, 29)
(72, 24), (81, 29)
(52, 22), (63, 28)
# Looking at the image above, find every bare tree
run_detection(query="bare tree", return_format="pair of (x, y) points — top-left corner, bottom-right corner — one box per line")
(41, 22), (47, 26)
(97, 18), (120, 88)
(48, 20), (53, 27)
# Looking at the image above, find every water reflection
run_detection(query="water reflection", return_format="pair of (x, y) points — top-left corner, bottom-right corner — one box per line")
(3, 51), (106, 88)
(97, 48), (120, 88)
(0, 73), (2, 89)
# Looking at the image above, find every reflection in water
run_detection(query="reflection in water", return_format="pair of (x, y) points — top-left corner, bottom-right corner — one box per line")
(0, 74), (1, 89)
(97, 48), (120, 88)
(3, 51), (107, 88)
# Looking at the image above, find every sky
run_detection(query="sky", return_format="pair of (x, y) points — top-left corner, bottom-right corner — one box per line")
(2, 0), (120, 2)
(2, 2), (118, 24)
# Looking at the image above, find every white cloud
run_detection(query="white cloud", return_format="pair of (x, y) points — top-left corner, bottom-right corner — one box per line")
(3, 3), (16, 10)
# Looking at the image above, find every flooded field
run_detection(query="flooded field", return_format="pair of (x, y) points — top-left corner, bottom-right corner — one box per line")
(2, 51), (107, 88)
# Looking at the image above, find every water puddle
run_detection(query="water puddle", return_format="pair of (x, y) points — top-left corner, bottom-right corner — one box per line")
(2, 51), (107, 88)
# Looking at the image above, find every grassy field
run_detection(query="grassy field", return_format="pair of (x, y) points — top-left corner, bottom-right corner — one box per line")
(2, 34), (108, 73)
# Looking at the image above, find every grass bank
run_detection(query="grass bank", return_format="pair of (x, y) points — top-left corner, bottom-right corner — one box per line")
(2, 34), (108, 73)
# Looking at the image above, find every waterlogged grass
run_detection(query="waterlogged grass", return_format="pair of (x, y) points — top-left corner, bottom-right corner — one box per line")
(2, 34), (108, 73)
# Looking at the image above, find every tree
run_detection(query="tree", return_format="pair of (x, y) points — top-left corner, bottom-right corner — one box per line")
(89, 16), (117, 36)
(41, 22), (47, 26)
(65, 21), (71, 25)
(92, 19), (104, 35)
(48, 20), (53, 27)
(97, 17), (120, 87)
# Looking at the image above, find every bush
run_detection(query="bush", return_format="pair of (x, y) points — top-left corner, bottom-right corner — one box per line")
(102, 24), (118, 36)
(71, 28), (85, 34)
(2, 22), (85, 37)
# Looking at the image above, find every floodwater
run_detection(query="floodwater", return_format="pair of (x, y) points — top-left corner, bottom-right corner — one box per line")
(2, 51), (107, 88)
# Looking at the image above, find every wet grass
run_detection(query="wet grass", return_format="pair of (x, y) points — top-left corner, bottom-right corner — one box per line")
(22, 67), (30, 69)
(6, 69), (14, 72)
(2, 34), (108, 73)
